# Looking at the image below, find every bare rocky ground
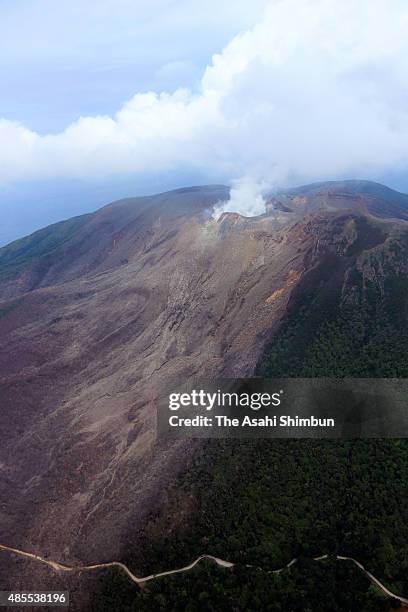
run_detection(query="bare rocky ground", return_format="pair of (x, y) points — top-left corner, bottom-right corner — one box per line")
(0, 181), (407, 609)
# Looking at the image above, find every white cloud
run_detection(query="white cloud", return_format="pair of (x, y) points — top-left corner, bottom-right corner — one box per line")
(2, 0), (408, 210)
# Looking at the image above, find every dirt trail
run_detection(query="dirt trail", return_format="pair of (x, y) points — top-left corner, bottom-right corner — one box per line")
(1, 543), (407, 604)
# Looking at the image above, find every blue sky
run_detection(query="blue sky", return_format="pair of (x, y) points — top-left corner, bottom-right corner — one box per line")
(1, 0), (408, 245)
(0, 0), (268, 132)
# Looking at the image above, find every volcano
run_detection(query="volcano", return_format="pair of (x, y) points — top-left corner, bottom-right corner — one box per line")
(1, 180), (408, 609)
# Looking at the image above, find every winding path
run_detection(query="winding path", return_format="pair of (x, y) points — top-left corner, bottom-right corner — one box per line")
(1, 543), (407, 604)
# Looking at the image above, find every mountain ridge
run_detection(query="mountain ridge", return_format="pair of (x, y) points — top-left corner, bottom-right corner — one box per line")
(1, 179), (407, 301)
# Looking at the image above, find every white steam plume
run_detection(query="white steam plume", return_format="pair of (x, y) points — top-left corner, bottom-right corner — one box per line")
(212, 176), (270, 219)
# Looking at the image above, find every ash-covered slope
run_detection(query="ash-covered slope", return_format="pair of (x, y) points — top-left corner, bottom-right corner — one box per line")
(268, 179), (408, 220)
(0, 185), (229, 300)
(0, 180), (407, 608)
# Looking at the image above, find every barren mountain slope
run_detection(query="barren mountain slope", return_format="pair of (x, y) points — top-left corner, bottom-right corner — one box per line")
(0, 186), (229, 300)
(0, 181), (407, 605)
